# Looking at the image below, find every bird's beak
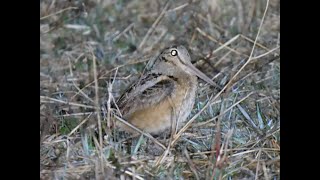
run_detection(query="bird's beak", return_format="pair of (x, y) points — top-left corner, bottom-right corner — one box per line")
(186, 63), (222, 90)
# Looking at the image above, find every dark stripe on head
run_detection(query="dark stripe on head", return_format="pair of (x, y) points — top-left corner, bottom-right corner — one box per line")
(177, 55), (187, 66)
(168, 75), (178, 81)
(161, 56), (167, 62)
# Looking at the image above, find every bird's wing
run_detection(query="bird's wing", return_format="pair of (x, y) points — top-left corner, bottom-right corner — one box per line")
(116, 73), (175, 116)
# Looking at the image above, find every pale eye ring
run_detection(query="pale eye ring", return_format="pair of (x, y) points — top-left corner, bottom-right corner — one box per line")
(171, 50), (178, 56)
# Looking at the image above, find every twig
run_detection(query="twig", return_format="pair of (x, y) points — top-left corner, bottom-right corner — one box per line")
(40, 7), (78, 20)
(250, 46), (279, 60)
(255, 148), (263, 180)
(67, 113), (93, 137)
(208, 95), (225, 180)
(114, 115), (166, 150)
(192, 92), (254, 127)
(70, 58), (149, 100)
(138, 0), (170, 51)
(40, 96), (96, 109)
(107, 68), (118, 128)
(196, 29), (247, 57)
(113, 23), (135, 41)
(166, 3), (189, 13)
(224, 0), (270, 91)
(184, 148), (200, 180)
(91, 46), (104, 176)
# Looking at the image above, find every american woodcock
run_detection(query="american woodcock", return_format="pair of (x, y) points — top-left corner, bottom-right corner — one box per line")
(115, 45), (221, 135)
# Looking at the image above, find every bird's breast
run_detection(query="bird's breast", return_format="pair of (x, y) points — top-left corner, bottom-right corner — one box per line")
(123, 76), (198, 134)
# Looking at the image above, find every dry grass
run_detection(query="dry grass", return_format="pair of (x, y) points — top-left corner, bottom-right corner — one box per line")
(40, 0), (280, 179)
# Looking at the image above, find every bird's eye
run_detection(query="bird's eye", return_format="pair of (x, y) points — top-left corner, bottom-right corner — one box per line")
(171, 50), (178, 56)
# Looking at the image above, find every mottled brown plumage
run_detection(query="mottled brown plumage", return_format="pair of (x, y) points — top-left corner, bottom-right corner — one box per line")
(115, 45), (220, 134)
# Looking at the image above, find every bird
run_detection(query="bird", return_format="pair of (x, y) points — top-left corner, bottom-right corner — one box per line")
(114, 45), (221, 135)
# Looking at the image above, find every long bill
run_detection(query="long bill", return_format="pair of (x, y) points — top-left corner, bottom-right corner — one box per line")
(186, 63), (222, 90)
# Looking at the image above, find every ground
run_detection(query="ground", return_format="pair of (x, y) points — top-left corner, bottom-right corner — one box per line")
(40, 0), (280, 179)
